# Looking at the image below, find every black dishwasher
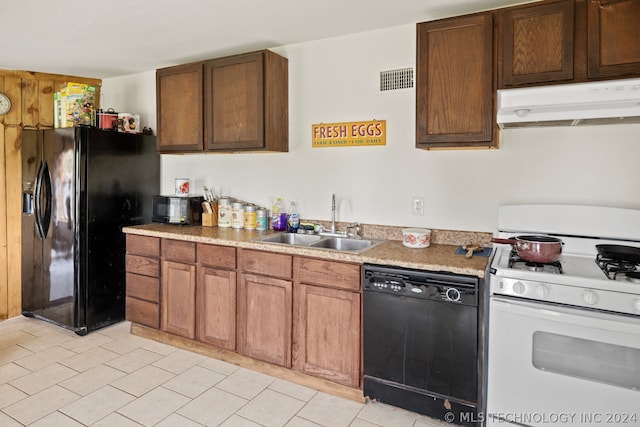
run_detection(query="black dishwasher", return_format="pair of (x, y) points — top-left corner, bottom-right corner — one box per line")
(363, 263), (479, 426)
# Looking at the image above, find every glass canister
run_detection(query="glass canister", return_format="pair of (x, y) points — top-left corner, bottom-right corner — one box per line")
(217, 197), (232, 228)
(231, 201), (245, 229)
(244, 204), (257, 230)
(256, 208), (268, 231)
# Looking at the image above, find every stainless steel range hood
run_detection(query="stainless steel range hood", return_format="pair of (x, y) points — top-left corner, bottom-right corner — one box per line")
(497, 78), (640, 128)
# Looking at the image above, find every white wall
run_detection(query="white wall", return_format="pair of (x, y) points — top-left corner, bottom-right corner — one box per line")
(99, 69), (157, 131)
(101, 24), (640, 233)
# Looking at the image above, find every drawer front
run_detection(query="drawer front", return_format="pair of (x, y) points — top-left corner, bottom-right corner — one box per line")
(126, 254), (160, 277)
(239, 249), (292, 279)
(198, 243), (236, 269)
(126, 273), (160, 303)
(296, 257), (361, 291)
(163, 239), (196, 263)
(126, 297), (159, 329)
(126, 235), (160, 257)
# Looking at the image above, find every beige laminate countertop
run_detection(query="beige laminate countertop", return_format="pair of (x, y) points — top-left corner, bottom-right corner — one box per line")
(123, 223), (491, 278)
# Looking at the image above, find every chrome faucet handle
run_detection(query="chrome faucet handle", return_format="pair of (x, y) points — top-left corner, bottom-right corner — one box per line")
(344, 222), (361, 238)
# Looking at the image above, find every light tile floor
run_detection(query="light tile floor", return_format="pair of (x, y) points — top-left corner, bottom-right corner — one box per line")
(0, 316), (452, 427)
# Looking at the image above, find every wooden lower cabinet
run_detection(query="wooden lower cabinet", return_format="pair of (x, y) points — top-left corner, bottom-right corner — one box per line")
(129, 238), (364, 390)
(293, 257), (362, 388)
(162, 261), (196, 339)
(196, 267), (237, 350)
(196, 243), (237, 350)
(293, 283), (361, 387)
(125, 273), (160, 329)
(125, 235), (161, 329)
(237, 273), (292, 367)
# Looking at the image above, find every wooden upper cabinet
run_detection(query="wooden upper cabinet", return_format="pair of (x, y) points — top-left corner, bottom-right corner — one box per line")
(156, 62), (204, 152)
(587, 0), (640, 78)
(204, 50), (288, 152)
(499, 0), (575, 87)
(156, 50), (288, 153)
(416, 13), (496, 149)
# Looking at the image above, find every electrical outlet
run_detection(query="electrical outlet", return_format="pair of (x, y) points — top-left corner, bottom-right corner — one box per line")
(412, 197), (424, 216)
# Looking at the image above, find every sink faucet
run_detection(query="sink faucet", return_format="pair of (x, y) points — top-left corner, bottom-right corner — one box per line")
(330, 193), (336, 234)
(344, 222), (361, 239)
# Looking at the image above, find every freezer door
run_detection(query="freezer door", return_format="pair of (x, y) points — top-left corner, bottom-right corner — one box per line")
(82, 128), (159, 330)
(40, 129), (77, 328)
(21, 130), (44, 316)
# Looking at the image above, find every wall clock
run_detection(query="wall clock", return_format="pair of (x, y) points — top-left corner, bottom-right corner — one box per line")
(0, 93), (11, 115)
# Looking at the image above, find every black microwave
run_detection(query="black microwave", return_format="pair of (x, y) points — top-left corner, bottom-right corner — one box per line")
(152, 195), (204, 225)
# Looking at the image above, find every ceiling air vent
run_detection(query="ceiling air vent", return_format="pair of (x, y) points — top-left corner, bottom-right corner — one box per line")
(380, 67), (414, 91)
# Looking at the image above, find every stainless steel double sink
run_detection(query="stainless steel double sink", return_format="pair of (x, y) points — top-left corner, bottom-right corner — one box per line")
(252, 233), (384, 254)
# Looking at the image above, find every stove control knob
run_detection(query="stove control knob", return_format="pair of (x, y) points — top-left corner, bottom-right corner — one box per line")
(536, 284), (550, 299)
(512, 281), (526, 295)
(582, 289), (599, 305)
(633, 299), (640, 313)
(446, 288), (461, 302)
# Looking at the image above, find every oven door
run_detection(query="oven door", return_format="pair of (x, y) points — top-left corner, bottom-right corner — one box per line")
(487, 296), (640, 427)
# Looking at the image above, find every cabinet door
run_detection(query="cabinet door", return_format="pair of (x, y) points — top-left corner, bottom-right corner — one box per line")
(237, 273), (292, 367)
(293, 284), (361, 387)
(161, 261), (196, 338)
(205, 52), (264, 151)
(416, 14), (496, 149)
(196, 267), (237, 350)
(588, 0), (640, 78)
(156, 62), (204, 152)
(499, 0), (574, 86)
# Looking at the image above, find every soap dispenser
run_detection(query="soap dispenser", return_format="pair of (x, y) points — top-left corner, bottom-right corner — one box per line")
(286, 202), (300, 233)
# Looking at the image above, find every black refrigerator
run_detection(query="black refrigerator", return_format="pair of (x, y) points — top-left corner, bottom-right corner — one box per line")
(21, 127), (160, 335)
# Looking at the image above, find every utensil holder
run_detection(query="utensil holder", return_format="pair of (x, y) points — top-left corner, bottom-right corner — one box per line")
(202, 213), (217, 227)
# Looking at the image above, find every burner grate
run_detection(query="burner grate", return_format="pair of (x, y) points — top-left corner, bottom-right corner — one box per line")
(508, 249), (563, 274)
(595, 254), (639, 280)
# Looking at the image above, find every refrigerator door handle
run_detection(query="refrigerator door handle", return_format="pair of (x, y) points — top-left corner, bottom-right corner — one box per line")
(40, 161), (52, 238)
(33, 160), (45, 239)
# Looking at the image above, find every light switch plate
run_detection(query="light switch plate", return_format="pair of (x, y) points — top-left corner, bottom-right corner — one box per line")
(412, 197), (424, 215)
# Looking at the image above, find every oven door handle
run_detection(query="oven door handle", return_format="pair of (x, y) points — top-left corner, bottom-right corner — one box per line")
(491, 297), (640, 334)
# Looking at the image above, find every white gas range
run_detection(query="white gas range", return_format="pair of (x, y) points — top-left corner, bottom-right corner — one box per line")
(491, 239), (640, 316)
(486, 204), (640, 427)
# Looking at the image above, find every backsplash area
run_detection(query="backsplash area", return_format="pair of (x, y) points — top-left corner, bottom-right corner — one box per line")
(308, 220), (493, 246)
